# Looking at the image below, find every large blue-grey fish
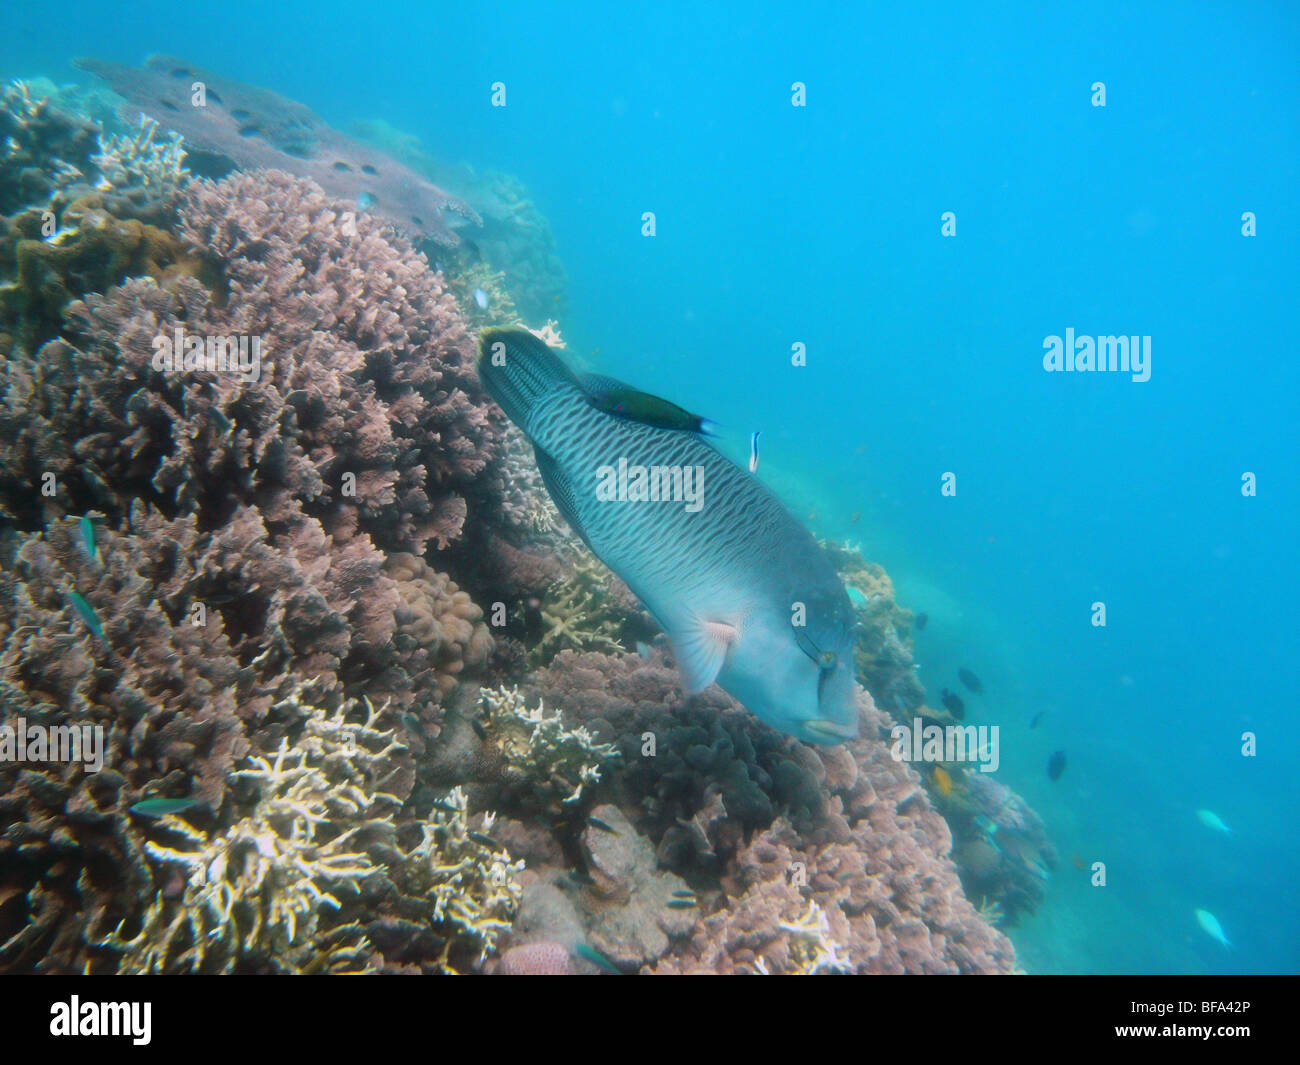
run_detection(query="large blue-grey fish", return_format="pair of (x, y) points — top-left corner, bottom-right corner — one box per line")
(477, 327), (859, 745)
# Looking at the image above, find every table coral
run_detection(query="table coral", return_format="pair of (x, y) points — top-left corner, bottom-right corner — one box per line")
(77, 56), (478, 247)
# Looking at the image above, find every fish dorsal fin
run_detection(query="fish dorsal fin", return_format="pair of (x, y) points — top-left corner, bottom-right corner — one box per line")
(533, 445), (593, 549)
(668, 615), (739, 693)
(579, 373), (715, 435)
(580, 372), (637, 396)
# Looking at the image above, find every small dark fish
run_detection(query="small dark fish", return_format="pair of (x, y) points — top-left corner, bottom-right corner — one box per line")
(400, 712), (423, 734)
(666, 897), (698, 910)
(582, 374), (716, 436)
(130, 798), (197, 818)
(1047, 750), (1067, 782)
(1029, 711), (1045, 730)
(914, 612), (928, 631)
(468, 831), (501, 849)
(939, 688), (965, 720)
(470, 719), (488, 741)
(671, 889), (697, 899)
(430, 797), (459, 814)
(573, 943), (621, 974)
(67, 591), (105, 641)
(748, 430), (761, 473)
(958, 668), (983, 693)
(587, 816), (620, 836)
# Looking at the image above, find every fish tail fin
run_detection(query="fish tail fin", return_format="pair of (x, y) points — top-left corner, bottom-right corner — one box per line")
(477, 327), (581, 430)
(698, 418), (720, 437)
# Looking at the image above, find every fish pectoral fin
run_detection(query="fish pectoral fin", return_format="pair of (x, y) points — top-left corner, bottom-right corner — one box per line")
(669, 616), (738, 694)
(533, 446), (593, 549)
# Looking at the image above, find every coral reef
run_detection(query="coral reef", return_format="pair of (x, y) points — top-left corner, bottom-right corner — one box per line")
(575, 803), (696, 968)
(0, 71), (1045, 977)
(76, 56), (475, 245)
(944, 771), (1058, 925)
(385, 552), (493, 700)
(1, 195), (200, 355)
(824, 539), (925, 716)
(528, 651), (1016, 973)
(0, 81), (97, 215)
(478, 684), (619, 813)
(91, 116), (189, 225)
(77, 56), (478, 246)
(98, 734), (392, 974)
(395, 786), (524, 967)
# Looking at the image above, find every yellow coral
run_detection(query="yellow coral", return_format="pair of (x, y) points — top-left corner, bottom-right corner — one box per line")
(100, 735), (393, 973)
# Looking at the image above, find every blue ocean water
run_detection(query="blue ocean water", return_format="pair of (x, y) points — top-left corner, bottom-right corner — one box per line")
(4, 1), (1295, 974)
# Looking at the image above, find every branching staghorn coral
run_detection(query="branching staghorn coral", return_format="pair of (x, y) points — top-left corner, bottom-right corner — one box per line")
(823, 538), (925, 716)
(99, 693), (407, 973)
(92, 116), (188, 208)
(479, 684), (619, 809)
(400, 786), (523, 966)
(531, 552), (639, 665)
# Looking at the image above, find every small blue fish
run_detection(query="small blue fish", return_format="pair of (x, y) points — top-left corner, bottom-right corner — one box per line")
(635, 640), (652, 660)
(748, 431), (761, 473)
(357, 191), (376, 211)
(67, 591), (105, 641)
(1194, 908), (1231, 949)
(1196, 809), (1232, 835)
(846, 586), (868, 608)
(474, 287), (489, 310)
(572, 943), (621, 974)
(130, 798), (197, 818)
(77, 515), (102, 567)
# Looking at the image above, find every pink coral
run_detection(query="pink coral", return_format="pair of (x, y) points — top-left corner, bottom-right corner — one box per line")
(178, 169), (502, 554)
(494, 941), (575, 975)
(527, 650), (1016, 974)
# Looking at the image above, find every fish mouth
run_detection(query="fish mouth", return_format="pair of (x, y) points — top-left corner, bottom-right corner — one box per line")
(801, 718), (858, 742)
